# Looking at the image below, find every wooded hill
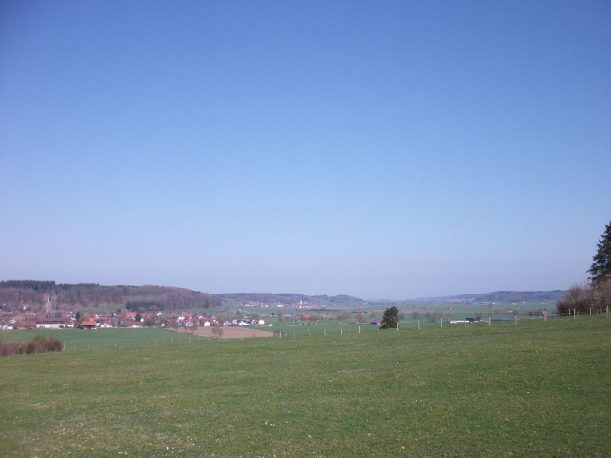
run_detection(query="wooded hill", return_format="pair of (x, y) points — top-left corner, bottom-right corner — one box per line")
(0, 281), (219, 312)
(0, 281), (366, 312)
(0, 280), (568, 313)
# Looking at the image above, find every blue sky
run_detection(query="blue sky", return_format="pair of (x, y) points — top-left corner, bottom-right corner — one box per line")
(1, 1), (610, 299)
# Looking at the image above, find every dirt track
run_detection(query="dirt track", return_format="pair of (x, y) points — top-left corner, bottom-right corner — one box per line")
(175, 326), (274, 339)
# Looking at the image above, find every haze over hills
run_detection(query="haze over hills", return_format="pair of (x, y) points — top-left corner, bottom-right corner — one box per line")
(216, 293), (366, 307)
(0, 280), (567, 312)
(411, 290), (568, 304)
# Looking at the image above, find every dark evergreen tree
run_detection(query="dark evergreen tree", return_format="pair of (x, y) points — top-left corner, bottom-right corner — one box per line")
(588, 221), (611, 285)
(380, 306), (399, 329)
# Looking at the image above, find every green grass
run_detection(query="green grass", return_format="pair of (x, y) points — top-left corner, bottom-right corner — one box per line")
(257, 319), (382, 336)
(0, 328), (207, 351)
(1, 317), (610, 457)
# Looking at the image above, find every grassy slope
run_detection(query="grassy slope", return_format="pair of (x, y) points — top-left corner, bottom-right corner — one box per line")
(0, 317), (609, 457)
(0, 328), (207, 349)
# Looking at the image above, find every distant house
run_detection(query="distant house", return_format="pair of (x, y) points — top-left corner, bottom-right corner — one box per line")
(16, 320), (37, 329)
(36, 321), (63, 329)
(37, 311), (69, 329)
(81, 318), (97, 330)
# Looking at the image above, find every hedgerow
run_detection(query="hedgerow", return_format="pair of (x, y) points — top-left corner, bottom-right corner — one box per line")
(0, 335), (63, 356)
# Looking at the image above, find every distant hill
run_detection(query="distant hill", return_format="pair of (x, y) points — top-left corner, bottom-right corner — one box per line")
(415, 290), (567, 304)
(0, 280), (219, 312)
(215, 293), (366, 307)
(0, 280), (567, 312)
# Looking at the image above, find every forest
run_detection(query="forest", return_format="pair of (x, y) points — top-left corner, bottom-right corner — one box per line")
(0, 281), (219, 311)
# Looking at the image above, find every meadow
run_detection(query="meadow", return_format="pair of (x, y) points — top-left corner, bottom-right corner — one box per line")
(0, 327), (208, 351)
(0, 317), (609, 457)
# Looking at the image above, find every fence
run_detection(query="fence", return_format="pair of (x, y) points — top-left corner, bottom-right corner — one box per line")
(6, 310), (608, 353)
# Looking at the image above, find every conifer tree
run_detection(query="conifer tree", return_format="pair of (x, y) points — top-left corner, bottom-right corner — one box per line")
(588, 221), (611, 285)
(380, 306), (399, 329)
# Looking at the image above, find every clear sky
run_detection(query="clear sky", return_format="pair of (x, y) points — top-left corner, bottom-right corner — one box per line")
(1, 1), (610, 299)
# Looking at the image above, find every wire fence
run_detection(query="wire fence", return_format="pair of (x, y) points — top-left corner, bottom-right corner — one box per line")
(53, 309), (610, 352)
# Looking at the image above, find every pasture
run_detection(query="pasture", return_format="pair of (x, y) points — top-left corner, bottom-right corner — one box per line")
(0, 327), (208, 350)
(0, 317), (609, 457)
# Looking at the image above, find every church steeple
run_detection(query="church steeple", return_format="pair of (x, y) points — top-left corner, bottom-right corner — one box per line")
(45, 295), (52, 315)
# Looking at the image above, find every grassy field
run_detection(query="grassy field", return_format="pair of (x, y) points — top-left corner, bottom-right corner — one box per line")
(0, 328), (208, 350)
(0, 317), (609, 457)
(259, 315), (544, 337)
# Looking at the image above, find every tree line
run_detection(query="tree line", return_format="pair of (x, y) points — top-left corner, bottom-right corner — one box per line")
(557, 221), (611, 314)
(0, 282), (220, 312)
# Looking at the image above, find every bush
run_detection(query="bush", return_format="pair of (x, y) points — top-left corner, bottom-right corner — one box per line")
(0, 335), (64, 357)
(0, 342), (22, 356)
(557, 282), (610, 315)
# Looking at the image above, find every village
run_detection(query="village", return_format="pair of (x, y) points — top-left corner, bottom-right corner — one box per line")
(0, 294), (347, 332)
(0, 303), (266, 331)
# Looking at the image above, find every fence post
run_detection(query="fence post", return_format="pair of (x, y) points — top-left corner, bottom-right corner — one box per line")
(417, 319), (420, 330)
(440, 318), (443, 328)
(358, 325), (361, 335)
